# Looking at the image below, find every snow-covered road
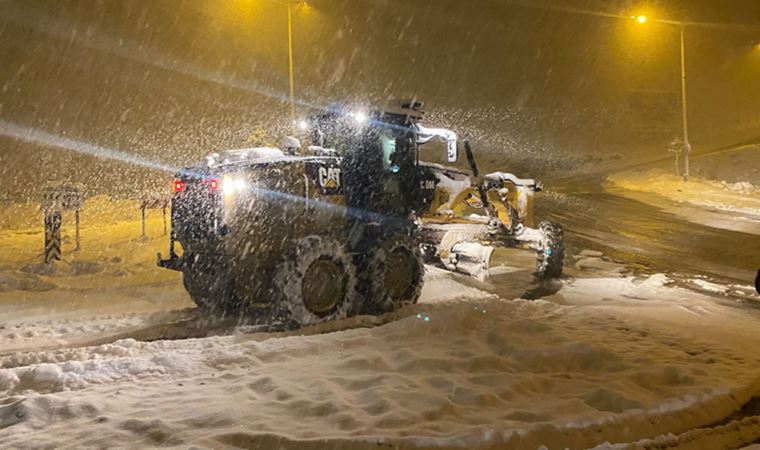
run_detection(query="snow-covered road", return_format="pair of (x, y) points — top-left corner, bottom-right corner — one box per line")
(2, 258), (760, 449)
(538, 188), (760, 285)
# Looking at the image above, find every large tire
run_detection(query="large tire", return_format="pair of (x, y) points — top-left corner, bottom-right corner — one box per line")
(182, 253), (238, 315)
(274, 236), (357, 327)
(360, 233), (425, 314)
(535, 221), (565, 279)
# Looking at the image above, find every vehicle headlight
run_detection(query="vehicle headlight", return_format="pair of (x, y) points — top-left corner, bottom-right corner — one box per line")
(222, 175), (248, 194)
(351, 110), (368, 124)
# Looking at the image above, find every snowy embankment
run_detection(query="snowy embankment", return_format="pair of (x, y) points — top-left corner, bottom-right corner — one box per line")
(2, 259), (760, 449)
(0, 196), (192, 352)
(606, 169), (760, 235)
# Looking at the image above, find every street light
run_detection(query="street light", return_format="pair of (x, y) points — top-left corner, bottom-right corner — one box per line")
(633, 15), (692, 182)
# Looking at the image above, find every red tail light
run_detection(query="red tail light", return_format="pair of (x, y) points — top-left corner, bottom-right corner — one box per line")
(173, 179), (185, 193)
(208, 178), (219, 190)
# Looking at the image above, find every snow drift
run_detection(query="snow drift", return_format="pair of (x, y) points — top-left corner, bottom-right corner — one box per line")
(2, 266), (760, 449)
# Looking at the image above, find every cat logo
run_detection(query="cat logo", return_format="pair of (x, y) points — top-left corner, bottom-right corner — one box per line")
(306, 162), (343, 195)
(318, 166), (341, 190)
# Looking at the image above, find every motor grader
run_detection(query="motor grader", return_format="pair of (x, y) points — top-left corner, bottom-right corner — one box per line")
(158, 102), (446, 327)
(157, 102), (563, 327)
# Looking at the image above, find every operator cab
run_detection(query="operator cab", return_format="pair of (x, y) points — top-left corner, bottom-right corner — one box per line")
(305, 101), (456, 217)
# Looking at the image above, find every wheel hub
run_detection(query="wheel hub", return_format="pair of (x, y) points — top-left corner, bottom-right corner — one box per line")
(302, 257), (347, 315)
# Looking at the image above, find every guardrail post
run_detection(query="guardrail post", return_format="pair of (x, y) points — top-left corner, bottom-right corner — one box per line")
(42, 185), (83, 261)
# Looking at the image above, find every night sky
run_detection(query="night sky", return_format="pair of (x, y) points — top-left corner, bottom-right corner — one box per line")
(0, 0), (758, 200)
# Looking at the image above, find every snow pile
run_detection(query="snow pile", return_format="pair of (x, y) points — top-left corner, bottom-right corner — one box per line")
(0, 338), (250, 396)
(722, 180), (758, 196)
(2, 269), (760, 449)
(665, 275), (759, 303)
(607, 169), (760, 219)
(606, 168), (760, 235)
(0, 313), (152, 354)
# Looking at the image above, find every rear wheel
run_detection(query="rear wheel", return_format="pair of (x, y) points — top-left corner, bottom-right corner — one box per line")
(535, 221), (565, 279)
(274, 236), (357, 327)
(360, 234), (424, 314)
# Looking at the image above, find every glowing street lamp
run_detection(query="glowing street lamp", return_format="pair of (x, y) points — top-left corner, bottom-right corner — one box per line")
(632, 15), (648, 24)
(632, 14), (692, 182)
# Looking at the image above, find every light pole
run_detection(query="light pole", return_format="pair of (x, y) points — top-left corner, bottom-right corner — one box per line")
(285, 1), (310, 129)
(633, 15), (692, 181)
(287, 1), (296, 126)
(678, 25), (691, 182)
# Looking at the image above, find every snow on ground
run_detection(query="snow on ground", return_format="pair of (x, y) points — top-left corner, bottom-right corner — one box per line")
(2, 198), (760, 448)
(680, 276), (760, 302)
(689, 144), (760, 186)
(0, 196), (192, 352)
(1, 254), (760, 448)
(606, 169), (760, 235)
(607, 169), (760, 216)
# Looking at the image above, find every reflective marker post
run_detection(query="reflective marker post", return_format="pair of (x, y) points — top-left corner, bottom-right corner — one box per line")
(42, 185), (84, 263)
(44, 210), (62, 263)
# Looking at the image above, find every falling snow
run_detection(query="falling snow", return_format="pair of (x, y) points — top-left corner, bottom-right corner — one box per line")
(1, 1), (760, 449)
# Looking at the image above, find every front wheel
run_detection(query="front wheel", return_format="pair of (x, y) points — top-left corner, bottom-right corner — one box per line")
(535, 221), (565, 279)
(360, 234), (425, 315)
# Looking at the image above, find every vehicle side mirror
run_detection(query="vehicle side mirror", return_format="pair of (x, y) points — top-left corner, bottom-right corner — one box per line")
(413, 124), (458, 163)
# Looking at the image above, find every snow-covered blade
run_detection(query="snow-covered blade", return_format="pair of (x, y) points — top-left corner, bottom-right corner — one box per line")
(444, 241), (495, 280)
